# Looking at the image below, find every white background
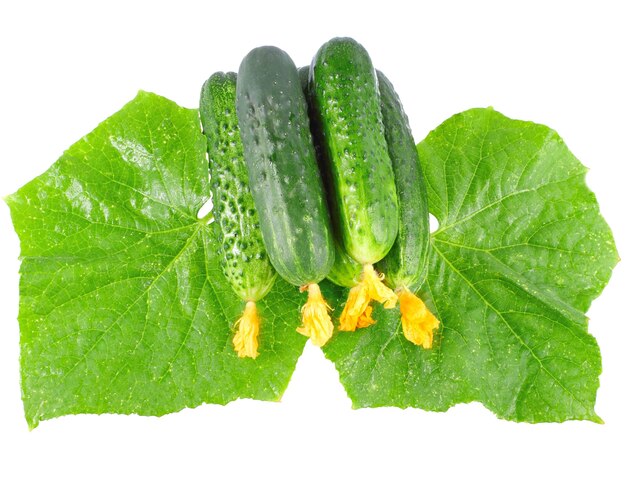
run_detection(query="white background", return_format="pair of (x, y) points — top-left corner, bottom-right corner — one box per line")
(1, 1), (624, 485)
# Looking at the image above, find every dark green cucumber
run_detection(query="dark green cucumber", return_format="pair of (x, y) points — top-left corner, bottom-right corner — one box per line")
(310, 37), (399, 265)
(375, 70), (430, 290)
(236, 47), (334, 287)
(199, 72), (276, 302)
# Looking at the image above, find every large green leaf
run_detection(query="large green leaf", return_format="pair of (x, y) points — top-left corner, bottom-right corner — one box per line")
(323, 108), (618, 422)
(8, 96), (618, 427)
(7, 92), (307, 428)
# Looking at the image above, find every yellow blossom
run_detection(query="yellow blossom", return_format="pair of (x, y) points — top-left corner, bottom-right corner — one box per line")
(397, 286), (439, 348)
(297, 283), (334, 346)
(339, 264), (398, 331)
(233, 301), (260, 359)
(356, 305), (375, 329)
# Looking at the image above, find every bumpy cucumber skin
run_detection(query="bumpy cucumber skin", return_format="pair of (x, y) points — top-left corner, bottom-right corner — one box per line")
(310, 37), (399, 265)
(300, 64), (360, 289)
(236, 47), (334, 287)
(375, 70), (430, 290)
(199, 72), (276, 302)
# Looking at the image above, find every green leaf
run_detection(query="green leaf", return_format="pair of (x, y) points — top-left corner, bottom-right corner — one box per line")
(323, 108), (618, 422)
(7, 95), (618, 426)
(7, 91), (307, 428)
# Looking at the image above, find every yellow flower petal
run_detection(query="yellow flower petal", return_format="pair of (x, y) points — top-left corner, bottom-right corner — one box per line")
(297, 283), (334, 346)
(356, 305), (375, 329)
(397, 287), (440, 349)
(339, 283), (370, 331)
(361, 264), (398, 309)
(339, 264), (398, 331)
(233, 301), (260, 359)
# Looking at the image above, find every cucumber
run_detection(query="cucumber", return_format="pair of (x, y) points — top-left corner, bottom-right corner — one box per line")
(199, 72), (276, 303)
(298, 65), (310, 95)
(374, 70), (439, 348)
(299, 64), (358, 290)
(298, 64), (329, 188)
(375, 70), (430, 290)
(236, 46), (334, 287)
(326, 241), (361, 288)
(310, 37), (399, 265)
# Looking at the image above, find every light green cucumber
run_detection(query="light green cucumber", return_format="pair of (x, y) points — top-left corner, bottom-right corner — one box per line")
(309, 37), (399, 265)
(199, 71), (276, 302)
(326, 242), (362, 288)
